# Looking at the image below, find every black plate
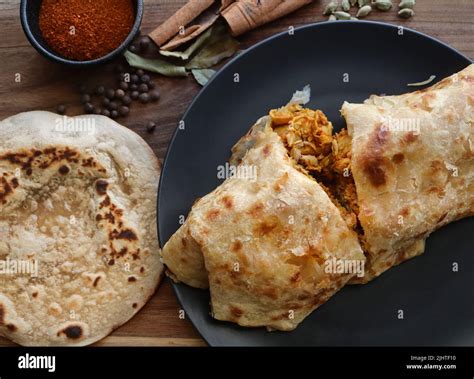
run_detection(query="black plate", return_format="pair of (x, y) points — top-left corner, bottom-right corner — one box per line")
(158, 21), (473, 346)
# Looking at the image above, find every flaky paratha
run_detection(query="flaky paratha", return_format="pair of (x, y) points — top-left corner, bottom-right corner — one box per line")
(340, 64), (474, 282)
(162, 111), (365, 331)
(0, 111), (162, 346)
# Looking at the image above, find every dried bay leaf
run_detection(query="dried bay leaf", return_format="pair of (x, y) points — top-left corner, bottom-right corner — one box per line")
(124, 51), (188, 77)
(185, 24), (239, 69)
(159, 27), (214, 60)
(192, 69), (216, 86)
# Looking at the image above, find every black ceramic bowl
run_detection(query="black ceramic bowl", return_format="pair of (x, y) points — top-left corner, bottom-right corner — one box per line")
(20, 0), (143, 66)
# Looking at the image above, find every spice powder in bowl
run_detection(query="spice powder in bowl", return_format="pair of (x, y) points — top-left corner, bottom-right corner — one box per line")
(39, 0), (135, 61)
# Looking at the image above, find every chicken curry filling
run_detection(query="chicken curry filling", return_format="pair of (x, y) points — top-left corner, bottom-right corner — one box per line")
(269, 104), (365, 246)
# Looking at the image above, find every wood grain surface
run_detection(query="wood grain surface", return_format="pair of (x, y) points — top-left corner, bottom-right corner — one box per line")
(0, 0), (472, 347)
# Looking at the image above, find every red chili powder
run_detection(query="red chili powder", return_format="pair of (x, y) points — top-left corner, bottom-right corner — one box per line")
(39, 0), (135, 61)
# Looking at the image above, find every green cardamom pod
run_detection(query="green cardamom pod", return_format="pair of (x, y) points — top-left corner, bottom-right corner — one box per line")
(358, 0), (370, 7)
(398, 8), (415, 18)
(342, 0), (351, 11)
(356, 4), (372, 17)
(374, 0), (393, 11)
(334, 11), (352, 20)
(399, 0), (415, 9)
(323, 1), (339, 15)
(328, 14), (337, 21)
(350, 16), (359, 20)
(350, 0), (357, 5)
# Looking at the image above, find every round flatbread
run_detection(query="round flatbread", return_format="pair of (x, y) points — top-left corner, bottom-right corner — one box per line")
(0, 111), (163, 346)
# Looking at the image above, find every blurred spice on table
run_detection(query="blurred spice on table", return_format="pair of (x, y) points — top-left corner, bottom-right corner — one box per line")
(39, 0), (135, 61)
(322, 0), (417, 21)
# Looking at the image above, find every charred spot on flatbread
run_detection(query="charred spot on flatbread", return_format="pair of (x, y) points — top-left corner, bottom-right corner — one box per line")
(58, 325), (83, 340)
(58, 165), (70, 175)
(0, 303), (4, 325)
(95, 179), (109, 195)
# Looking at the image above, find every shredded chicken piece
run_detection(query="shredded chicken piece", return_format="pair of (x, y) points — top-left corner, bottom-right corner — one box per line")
(318, 182), (358, 230)
(332, 129), (351, 174)
(270, 104), (333, 176)
(332, 129), (359, 216)
(269, 105), (362, 237)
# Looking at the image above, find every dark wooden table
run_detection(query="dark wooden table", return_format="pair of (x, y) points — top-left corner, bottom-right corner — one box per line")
(0, 0), (472, 346)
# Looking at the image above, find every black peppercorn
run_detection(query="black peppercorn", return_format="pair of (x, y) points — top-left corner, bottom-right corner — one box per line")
(138, 84), (149, 93)
(108, 101), (119, 111)
(106, 89), (115, 99)
(115, 89), (125, 99)
(139, 93), (150, 104)
(122, 95), (132, 106)
(150, 89), (160, 102)
(56, 104), (66, 115)
(81, 94), (91, 104)
(119, 106), (130, 117)
(139, 36), (151, 52)
(146, 121), (156, 133)
(84, 102), (94, 113)
(119, 82), (129, 91)
(102, 97), (110, 107)
(129, 44), (139, 54)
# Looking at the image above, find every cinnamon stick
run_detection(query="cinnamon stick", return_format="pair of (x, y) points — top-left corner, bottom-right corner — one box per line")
(150, 0), (312, 52)
(160, 13), (219, 51)
(220, 0), (235, 11)
(149, 0), (215, 46)
(222, 0), (313, 36)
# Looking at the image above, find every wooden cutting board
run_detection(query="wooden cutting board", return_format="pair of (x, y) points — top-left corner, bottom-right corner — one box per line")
(0, 0), (472, 347)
